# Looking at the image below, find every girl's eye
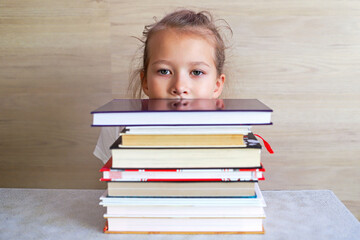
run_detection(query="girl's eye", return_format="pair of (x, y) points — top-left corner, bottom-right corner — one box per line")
(191, 70), (203, 76)
(158, 69), (171, 75)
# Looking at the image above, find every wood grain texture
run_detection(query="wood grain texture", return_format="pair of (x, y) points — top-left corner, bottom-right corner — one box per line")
(0, 0), (359, 220)
(0, 0), (111, 189)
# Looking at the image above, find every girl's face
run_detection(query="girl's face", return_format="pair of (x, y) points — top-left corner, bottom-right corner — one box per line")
(142, 28), (225, 99)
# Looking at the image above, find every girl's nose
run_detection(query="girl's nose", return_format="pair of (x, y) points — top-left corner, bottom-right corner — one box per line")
(172, 87), (188, 95)
(171, 74), (189, 96)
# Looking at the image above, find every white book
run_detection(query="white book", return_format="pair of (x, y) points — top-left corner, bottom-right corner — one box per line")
(122, 126), (252, 135)
(104, 205), (265, 218)
(105, 217), (265, 233)
(91, 99), (273, 126)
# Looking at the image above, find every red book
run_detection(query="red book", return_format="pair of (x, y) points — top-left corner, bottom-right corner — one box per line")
(100, 158), (265, 182)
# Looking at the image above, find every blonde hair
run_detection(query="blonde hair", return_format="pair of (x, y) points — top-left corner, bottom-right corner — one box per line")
(128, 9), (232, 98)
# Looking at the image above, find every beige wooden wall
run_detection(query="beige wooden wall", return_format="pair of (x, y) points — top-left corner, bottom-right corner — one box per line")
(0, 0), (359, 219)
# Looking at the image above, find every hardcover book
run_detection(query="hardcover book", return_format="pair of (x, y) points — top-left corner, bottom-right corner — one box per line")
(104, 217), (265, 234)
(91, 99), (273, 126)
(100, 158), (265, 182)
(100, 183), (265, 206)
(106, 181), (256, 197)
(109, 133), (262, 169)
(103, 205), (266, 217)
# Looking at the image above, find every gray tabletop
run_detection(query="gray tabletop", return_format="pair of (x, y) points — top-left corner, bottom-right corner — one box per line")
(1, 188), (359, 240)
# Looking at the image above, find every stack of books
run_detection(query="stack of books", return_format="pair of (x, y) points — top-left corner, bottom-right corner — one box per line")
(91, 99), (273, 234)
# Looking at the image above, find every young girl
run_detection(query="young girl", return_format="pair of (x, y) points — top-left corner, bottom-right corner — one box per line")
(94, 9), (232, 162)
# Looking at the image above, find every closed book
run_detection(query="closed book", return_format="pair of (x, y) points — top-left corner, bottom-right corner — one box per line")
(100, 183), (265, 206)
(104, 217), (265, 234)
(110, 133), (262, 169)
(107, 181), (256, 197)
(123, 125), (252, 135)
(91, 99), (272, 126)
(100, 158), (265, 182)
(103, 205), (265, 218)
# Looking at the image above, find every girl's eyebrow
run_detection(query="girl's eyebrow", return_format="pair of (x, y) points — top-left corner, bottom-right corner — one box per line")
(190, 61), (210, 68)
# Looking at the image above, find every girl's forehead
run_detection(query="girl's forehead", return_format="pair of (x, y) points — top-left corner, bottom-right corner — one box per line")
(149, 27), (216, 47)
(148, 29), (216, 60)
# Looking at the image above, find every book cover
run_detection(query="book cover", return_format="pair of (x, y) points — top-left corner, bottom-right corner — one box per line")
(109, 133), (262, 169)
(99, 183), (266, 206)
(103, 217), (265, 234)
(103, 204), (266, 217)
(106, 181), (256, 197)
(91, 99), (273, 126)
(100, 158), (265, 182)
